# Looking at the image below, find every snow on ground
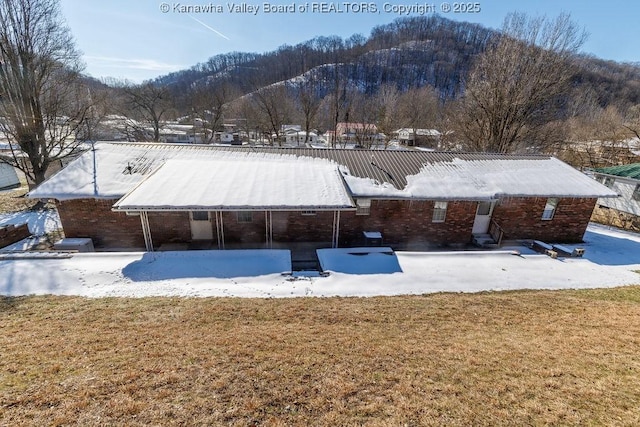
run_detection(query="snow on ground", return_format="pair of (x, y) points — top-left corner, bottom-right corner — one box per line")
(0, 223), (638, 298)
(0, 208), (62, 251)
(0, 208), (61, 236)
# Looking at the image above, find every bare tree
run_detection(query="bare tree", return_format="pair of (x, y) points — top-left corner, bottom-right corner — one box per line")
(122, 83), (172, 142)
(457, 12), (587, 153)
(189, 82), (235, 144)
(373, 84), (400, 149)
(0, 0), (91, 185)
(348, 91), (380, 149)
(294, 78), (321, 146)
(398, 86), (441, 148)
(251, 84), (293, 146)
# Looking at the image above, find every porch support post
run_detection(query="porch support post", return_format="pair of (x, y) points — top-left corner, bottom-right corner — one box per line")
(215, 211), (225, 250)
(332, 210), (341, 248)
(265, 211), (273, 249)
(140, 211), (154, 252)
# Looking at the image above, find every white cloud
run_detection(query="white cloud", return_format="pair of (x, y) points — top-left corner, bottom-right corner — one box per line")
(84, 55), (185, 72)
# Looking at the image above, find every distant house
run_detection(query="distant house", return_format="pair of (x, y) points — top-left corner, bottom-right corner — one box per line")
(591, 163), (640, 231)
(327, 123), (385, 147)
(395, 128), (441, 148)
(29, 142), (616, 251)
(559, 139), (640, 169)
(284, 130), (318, 146)
(0, 163), (20, 191)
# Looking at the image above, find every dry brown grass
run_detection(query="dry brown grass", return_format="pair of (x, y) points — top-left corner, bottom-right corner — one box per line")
(0, 185), (36, 214)
(1, 288), (640, 426)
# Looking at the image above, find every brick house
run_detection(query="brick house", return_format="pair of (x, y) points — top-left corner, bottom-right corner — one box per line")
(29, 142), (617, 251)
(590, 163), (640, 232)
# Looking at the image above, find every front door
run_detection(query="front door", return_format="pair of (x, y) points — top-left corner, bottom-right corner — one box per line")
(472, 201), (495, 234)
(190, 211), (213, 240)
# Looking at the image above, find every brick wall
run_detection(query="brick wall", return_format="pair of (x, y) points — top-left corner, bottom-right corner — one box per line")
(492, 197), (596, 243)
(221, 211), (267, 245)
(0, 223), (30, 248)
(339, 200), (477, 248)
(56, 199), (145, 249)
(148, 212), (191, 244)
(216, 211), (341, 246)
(272, 211), (336, 243)
(56, 196), (597, 250)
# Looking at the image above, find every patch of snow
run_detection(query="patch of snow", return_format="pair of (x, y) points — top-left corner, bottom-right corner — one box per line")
(345, 157), (618, 199)
(0, 209), (61, 236)
(0, 209), (62, 252)
(0, 224), (638, 298)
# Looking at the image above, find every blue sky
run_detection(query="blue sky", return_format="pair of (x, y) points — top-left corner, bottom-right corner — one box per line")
(60, 0), (640, 83)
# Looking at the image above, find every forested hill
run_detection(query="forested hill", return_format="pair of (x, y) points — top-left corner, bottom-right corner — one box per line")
(153, 17), (493, 104)
(151, 15), (640, 112)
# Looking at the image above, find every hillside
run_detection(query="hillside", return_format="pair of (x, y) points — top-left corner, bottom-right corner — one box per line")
(150, 16), (640, 113)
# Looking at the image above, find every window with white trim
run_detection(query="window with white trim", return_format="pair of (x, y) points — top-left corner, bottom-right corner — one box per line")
(237, 211), (253, 223)
(432, 201), (448, 223)
(356, 199), (371, 216)
(301, 210), (317, 216)
(541, 198), (558, 220)
(633, 184), (640, 202)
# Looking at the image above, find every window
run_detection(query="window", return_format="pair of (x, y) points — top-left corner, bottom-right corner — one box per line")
(237, 211), (253, 223)
(191, 211), (209, 221)
(356, 199), (371, 216)
(541, 198), (558, 220)
(301, 210), (317, 216)
(476, 201), (492, 216)
(432, 201), (448, 223)
(603, 177), (615, 188)
(633, 184), (640, 202)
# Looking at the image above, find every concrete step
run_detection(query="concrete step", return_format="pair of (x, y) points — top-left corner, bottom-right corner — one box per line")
(473, 234), (497, 248)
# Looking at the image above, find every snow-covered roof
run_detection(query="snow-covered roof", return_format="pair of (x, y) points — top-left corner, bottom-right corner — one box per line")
(28, 142), (617, 203)
(395, 128), (441, 137)
(113, 159), (354, 211)
(346, 157), (618, 200)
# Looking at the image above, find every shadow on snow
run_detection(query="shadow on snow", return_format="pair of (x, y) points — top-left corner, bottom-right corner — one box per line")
(578, 225), (640, 266)
(121, 249), (292, 281)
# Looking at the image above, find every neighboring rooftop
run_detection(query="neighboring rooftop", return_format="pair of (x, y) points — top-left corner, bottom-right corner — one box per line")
(594, 163), (640, 180)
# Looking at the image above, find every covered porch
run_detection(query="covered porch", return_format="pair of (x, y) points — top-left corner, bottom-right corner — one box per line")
(111, 158), (355, 252)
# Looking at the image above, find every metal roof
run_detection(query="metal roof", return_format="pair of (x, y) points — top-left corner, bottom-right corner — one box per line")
(31, 142), (613, 201)
(594, 163), (640, 180)
(205, 145), (547, 190)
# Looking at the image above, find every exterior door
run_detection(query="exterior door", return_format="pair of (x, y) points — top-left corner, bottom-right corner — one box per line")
(190, 211), (213, 240)
(472, 201), (495, 234)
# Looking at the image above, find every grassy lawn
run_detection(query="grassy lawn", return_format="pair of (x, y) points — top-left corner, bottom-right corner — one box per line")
(1, 288), (640, 426)
(0, 184), (36, 214)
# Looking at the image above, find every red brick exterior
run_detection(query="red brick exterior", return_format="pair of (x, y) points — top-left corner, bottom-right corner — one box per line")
(0, 223), (30, 248)
(492, 197), (597, 243)
(56, 199), (145, 249)
(339, 200), (477, 248)
(55, 196), (597, 250)
(148, 212), (191, 244)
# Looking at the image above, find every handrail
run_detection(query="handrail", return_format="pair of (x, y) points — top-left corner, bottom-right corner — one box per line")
(489, 220), (504, 247)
